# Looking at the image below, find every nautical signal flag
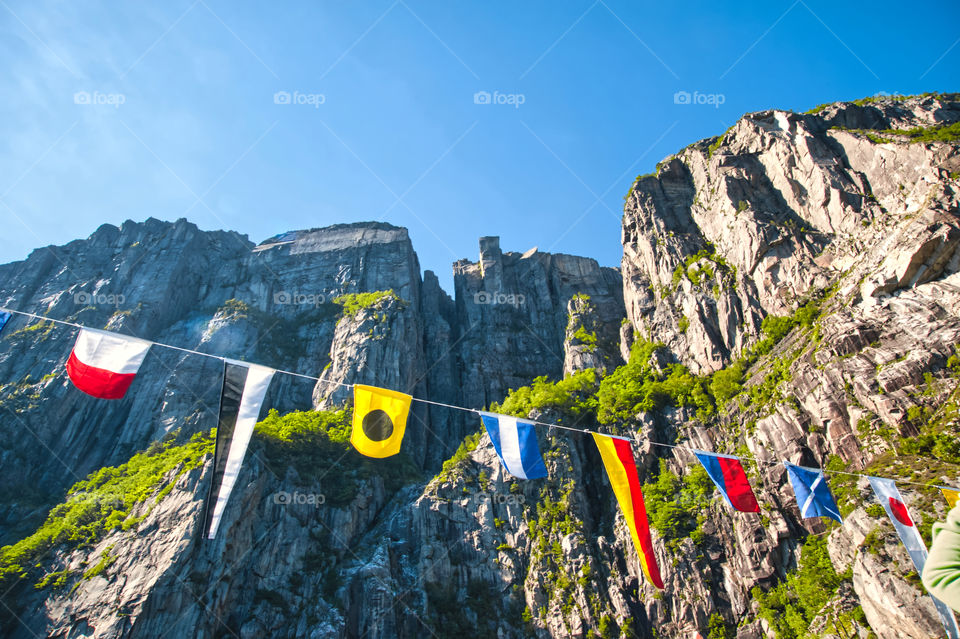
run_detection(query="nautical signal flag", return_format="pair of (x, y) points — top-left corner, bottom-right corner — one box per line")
(479, 412), (548, 480)
(351, 384), (412, 458)
(869, 477), (960, 638)
(869, 477), (924, 563)
(66, 328), (152, 399)
(941, 486), (960, 509)
(205, 361), (275, 540)
(783, 462), (843, 523)
(592, 433), (664, 589)
(0, 311), (10, 336)
(693, 451), (760, 513)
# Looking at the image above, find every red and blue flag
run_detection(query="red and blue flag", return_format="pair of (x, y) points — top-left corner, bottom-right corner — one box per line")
(694, 451), (760, 513)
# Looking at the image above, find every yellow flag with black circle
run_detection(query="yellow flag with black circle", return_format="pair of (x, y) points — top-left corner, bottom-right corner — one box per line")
(351, 384), (412, 458)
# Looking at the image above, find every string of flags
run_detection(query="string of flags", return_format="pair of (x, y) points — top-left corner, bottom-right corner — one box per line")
(2, 306), (960, 631)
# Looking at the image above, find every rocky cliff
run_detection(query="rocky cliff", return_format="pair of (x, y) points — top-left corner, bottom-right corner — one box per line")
(1, 93), (960, 639)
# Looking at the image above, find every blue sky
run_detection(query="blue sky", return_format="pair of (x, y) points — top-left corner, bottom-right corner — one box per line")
(0, 1), (957, 293)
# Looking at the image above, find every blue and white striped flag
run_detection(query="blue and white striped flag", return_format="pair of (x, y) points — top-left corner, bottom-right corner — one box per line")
(479, 412), (548, 480)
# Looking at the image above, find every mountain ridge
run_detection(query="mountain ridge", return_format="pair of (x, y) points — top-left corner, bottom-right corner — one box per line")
(1, 92), (959, 638)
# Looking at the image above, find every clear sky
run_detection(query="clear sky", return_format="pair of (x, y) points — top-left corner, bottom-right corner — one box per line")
(1, 1), (958, 293)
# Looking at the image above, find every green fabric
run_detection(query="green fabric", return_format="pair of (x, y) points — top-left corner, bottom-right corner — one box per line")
(923, 503), (960, 612)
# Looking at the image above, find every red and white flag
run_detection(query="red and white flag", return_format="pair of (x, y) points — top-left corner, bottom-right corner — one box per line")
(868, 476), (960, 638)
(66, 328), (152, 399)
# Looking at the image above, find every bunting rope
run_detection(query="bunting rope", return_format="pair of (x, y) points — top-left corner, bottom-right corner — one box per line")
(1, 306), (957, 493)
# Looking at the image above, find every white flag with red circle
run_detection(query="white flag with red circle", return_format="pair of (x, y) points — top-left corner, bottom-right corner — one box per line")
(66, 328), (152, 399)
(868, 476), (960, 638)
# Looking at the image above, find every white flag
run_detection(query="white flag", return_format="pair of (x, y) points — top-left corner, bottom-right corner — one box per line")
(205, 361), (275, 540)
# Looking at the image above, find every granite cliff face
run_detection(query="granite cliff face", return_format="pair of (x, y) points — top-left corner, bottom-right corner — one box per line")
(2, 93), (960, 639)
(452, 236), (625, 405)
(621, 94), (960, 374)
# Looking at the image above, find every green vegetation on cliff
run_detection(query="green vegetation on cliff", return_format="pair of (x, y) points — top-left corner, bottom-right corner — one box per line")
(4, 404), (426, 594)
(643, 460), (714, 550)
(433, 430), (483, 483)
(0, 430), (214, 590)
(572, 325), (598, 351)
(491, 369), (599, 419)
(492, 287), (828, 436)
(806, 92), (954, 114)
(333, 290), (403, 318)
(491, 335), (715, 426)
(895, 121), (960, 143)
(670, 244), (736, 292)
(217, 298), (251, 320)
(712, 292), (825, 418)
(2, 319), (55, 344)
(752, 535), (865, 639)
(254, 408), (420, 504)
(832, 121), (960, 145)
(596, 338), (713, 423)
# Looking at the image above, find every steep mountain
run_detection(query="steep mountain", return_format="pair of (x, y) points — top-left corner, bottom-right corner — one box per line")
(616, 92), (960, 638)
(0, 92), (959, 639)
